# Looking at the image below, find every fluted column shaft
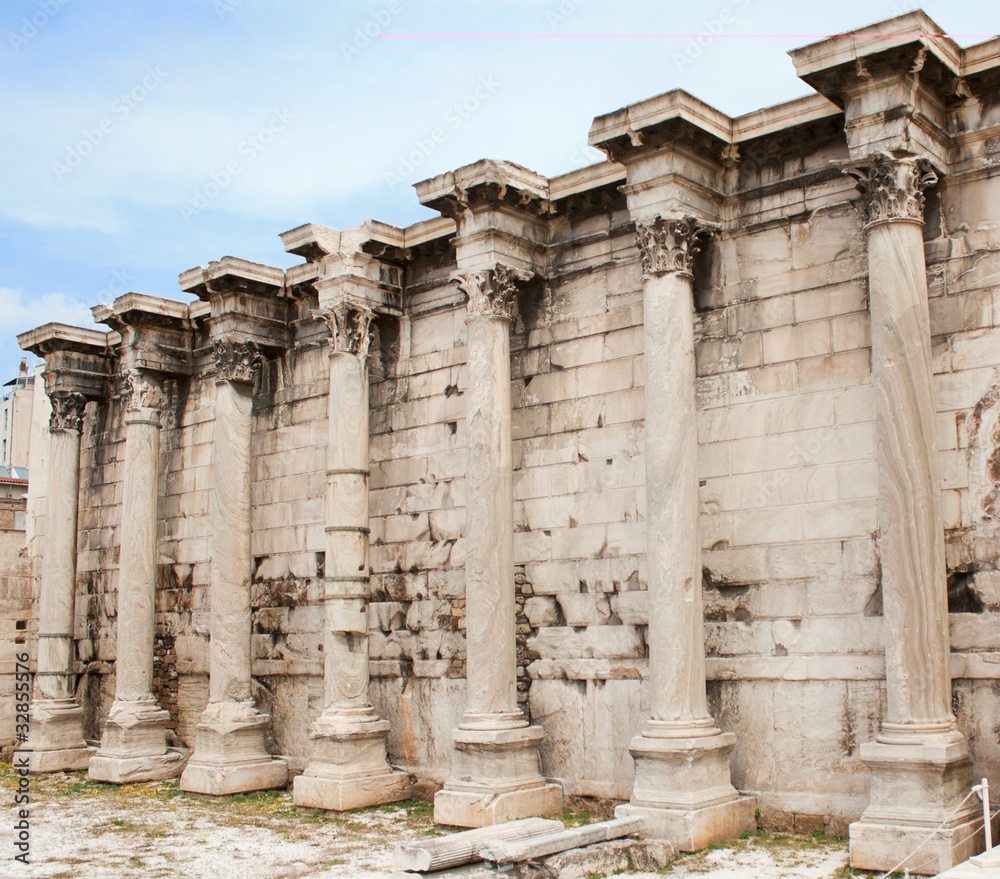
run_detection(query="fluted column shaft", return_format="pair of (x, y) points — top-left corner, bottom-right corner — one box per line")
(461, 270), (520, 729)
(36, 394), (87, 702)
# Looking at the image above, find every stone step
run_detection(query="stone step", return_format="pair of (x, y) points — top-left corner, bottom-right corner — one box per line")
(394, 817), (564, 872)
(478, 817), (644, 865)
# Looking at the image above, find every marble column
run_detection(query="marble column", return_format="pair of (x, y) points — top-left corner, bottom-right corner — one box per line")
(20, 391), (93, 772)
(434, 266), (562, 828)
(90, 370), (186, 782)
(615, 218), (754, 850)
(293, 301), (409, 811)
(844, 155), (981, 875)
(181, 339), (288, 795)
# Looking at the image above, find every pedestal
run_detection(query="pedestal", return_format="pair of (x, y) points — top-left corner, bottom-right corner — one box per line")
(433, 725), (563, 828)
(88, 699), (187, 783)
(293, 716), (409, 811)
(615, 731), (756, 851)
(849, 740), (982, 875)
(180, 703), (287, 796)
(16, 698), (93, 772)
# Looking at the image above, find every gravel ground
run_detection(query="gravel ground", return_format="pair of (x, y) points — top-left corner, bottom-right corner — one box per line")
(0, 765), (873, 879)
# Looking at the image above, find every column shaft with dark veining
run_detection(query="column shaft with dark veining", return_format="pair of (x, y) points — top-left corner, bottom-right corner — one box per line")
(615, 218), (754, 850)
(209, 375), (255, 706)
(36, 394), (86, 702)
(115, 397), (161, 705)
(639, 220), (713, 734)
(870, 220), (953, 734)
(845, 154), (979, 874)
(463, 281), (518, 727)
(22, 390), (93, 772)
(90, 370), (185, 782)
(181, 338), (287, 795)
(433, 265), (562, 828)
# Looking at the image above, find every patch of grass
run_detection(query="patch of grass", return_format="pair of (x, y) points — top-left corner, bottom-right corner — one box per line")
(562, 809), (593, 827)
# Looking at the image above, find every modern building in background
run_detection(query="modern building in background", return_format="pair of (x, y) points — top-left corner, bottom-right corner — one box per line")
(1, 358), (36, 473)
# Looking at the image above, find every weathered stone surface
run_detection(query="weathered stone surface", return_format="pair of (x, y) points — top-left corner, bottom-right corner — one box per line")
(14, 12), (1000, 846)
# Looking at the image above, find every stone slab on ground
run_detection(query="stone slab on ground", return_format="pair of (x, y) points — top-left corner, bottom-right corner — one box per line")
(935, 850), (1000, 877)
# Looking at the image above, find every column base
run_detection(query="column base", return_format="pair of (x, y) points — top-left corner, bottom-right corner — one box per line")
(15, 698), (94, 773)
(89, 700), (187, 783)
(292, 714), (410, 811)
(180, 703), (287, 796)
(89, 749), (188, 784)
(849, 739), (981, 875)
(434, 724), (563, 827)
(620, 730), (755, 850)
(616, 798), (757, 852)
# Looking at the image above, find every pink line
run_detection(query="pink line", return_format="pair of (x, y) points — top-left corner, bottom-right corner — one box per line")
(380, 33), (991, 39)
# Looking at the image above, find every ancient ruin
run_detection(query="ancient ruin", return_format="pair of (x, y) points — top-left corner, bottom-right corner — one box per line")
(7, 11), (1000, 875)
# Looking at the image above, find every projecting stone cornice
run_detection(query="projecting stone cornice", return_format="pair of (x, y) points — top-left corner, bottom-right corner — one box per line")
(180, 257), (292, 356)
(415, 158), (551, 219)
(280, 221), (404, 315)
(93, 293), (195, 377)
(17, 322), (113, 401)
(788, 11), (965, 105)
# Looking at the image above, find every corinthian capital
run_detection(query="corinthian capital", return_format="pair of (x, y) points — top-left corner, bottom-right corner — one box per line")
(48, 391), (88, 432)
(123, 369), (165, 412)
(840, 153), (938, 227)
(322, 301), (374, 358)
(635, 217), (702, 277)
(455, 265), (530, 320)
(213, 339), (262, 385)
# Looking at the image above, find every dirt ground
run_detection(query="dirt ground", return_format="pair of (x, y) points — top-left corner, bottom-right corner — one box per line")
(0, 765), (878, 879)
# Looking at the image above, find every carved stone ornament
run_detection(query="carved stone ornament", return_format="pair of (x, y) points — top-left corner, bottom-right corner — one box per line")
(841, 153), (939, 227)
(635, 217), (701, 277)
(123, 369), (165, 411)
(48, 391), (88, 432)
(213, 339), (262, 385)
(456, 265), (530, 320)
(323, 302), (374, 358)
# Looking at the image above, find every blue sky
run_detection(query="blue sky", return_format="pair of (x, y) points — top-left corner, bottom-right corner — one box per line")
(1, 0), (995, 380)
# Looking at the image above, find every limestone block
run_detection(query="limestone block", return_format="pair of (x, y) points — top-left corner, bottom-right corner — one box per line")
(767, 541), (843, 581)
(405, 600), (451, 632)
(610, 591), (647, 625)
(762, 320), (832, 365)
(386, 513), (431, 544)
(555, 593), (611, 627)
(524, 597), (559, 628)
(429, 570), (465, 599)
(370, 602), (408, 632)
(429, 509), (464, 542)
